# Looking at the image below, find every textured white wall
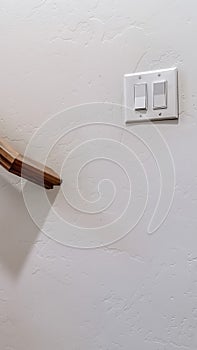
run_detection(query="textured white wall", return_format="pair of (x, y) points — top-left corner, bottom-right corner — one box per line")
(1, 0), (197, 349)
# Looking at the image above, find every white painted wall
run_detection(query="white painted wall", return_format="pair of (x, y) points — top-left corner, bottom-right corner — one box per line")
(1, 0), (197, 349)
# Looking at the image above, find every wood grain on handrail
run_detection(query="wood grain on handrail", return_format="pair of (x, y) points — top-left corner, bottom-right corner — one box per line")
(0, 138), (62, 189)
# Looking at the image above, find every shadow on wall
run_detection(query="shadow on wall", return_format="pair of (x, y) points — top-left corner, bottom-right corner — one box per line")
(0, 173), (58, 278)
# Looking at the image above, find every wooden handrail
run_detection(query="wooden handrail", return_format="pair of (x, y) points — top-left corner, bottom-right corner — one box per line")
(0, 138), (61, 189)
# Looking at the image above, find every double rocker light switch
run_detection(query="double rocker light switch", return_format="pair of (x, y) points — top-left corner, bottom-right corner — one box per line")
(124, 67), (178, 122)
(135, 81), (167, 111)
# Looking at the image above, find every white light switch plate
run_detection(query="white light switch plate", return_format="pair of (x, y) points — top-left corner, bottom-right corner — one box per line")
(124, 67), (179, 123)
